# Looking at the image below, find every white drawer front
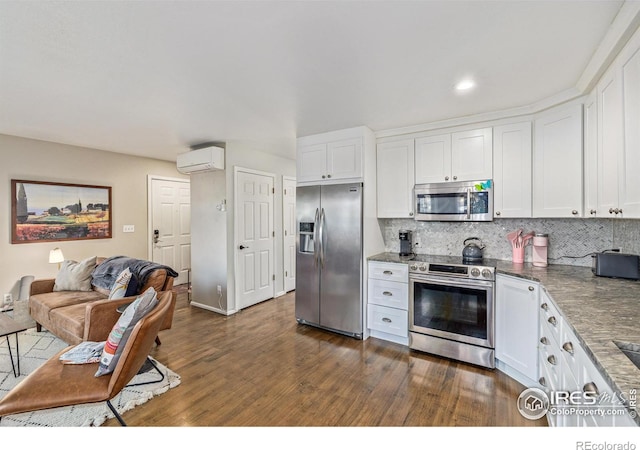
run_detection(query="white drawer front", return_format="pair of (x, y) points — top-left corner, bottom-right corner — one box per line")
(368, 261), (408, 283)
(368, 279), (408, 310)
(367, 304), (408, 337)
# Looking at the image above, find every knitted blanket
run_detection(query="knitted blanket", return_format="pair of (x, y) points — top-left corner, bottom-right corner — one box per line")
(91, 256), (178, 292)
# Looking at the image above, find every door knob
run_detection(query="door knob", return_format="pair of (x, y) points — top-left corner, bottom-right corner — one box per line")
(239, 245), (249, 250)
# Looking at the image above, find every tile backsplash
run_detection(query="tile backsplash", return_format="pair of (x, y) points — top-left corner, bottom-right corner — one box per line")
(378, 218), (640, 267)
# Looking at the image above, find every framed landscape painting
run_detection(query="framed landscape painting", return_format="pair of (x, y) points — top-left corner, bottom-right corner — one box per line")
(11, 180), (112, 244)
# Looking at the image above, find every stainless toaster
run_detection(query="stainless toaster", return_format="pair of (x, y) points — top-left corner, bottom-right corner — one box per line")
(592, 252), (640, 280)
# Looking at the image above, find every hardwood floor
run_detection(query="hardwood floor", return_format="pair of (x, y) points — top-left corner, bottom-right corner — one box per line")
(104, 290), (547, 427)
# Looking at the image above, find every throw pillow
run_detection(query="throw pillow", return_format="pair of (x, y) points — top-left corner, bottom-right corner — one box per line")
(108, 267), (139, 299)
(95, 287), (159, 377)
(53, 256), (98, 292)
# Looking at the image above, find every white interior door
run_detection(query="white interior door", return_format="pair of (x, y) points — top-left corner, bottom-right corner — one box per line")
(235, 169), (275, 309)
(149, 177), (191, 285)
(283, 176), (296, 293)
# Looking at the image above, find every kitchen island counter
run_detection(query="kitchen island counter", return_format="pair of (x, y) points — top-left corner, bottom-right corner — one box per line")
(368, 252), (640, 424)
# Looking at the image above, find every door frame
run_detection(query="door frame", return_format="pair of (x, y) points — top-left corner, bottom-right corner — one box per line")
(233, 166), (276, 310)
(283, 175), (296, 293)
(146, 174), (191, 262)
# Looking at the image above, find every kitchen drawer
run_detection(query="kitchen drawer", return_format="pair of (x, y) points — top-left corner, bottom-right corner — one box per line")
(539, 342), (562, 391)
(367, 304), (408, 338)
(368, 261), (408, 283)
(539, 292), (562, 345)
(368, 278), (408, 310)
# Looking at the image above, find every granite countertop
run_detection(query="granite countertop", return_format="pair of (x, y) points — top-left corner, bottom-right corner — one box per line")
(369, 252), (640, 423)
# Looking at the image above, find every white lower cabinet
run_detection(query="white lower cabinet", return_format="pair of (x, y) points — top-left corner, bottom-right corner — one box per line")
(538, 289), (637, 427)
(495, 274), (539, 383)
(367, 261), (409, 346)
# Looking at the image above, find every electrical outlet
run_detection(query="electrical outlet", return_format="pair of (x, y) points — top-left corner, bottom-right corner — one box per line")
(217, 285), (222, 295)
(123, 225), (135, 233)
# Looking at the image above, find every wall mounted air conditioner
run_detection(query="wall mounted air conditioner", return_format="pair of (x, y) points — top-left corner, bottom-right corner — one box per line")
(176, 146), (225, 174)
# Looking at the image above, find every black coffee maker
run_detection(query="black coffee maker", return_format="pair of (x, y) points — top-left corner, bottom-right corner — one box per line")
(399, 230), (413, 257)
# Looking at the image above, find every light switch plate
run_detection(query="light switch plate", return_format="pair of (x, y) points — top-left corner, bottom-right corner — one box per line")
(123, 225), (135, 233)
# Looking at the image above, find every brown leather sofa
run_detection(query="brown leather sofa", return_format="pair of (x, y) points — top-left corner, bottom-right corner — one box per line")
(29, 257), (177, 345)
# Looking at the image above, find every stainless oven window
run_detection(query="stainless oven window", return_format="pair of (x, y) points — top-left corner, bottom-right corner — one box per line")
(413, 281), (488, 340)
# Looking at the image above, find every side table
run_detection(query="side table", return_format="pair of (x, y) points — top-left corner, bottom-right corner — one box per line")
(0, 314), (28, 377)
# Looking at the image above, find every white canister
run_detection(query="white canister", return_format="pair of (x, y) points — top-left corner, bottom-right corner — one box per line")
(532, 233), (548, 267)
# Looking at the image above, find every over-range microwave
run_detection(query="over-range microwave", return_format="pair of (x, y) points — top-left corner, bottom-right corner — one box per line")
(414, 180), (493, 222)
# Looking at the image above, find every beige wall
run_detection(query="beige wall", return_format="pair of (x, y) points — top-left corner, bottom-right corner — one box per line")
(0, 134), (187, 296)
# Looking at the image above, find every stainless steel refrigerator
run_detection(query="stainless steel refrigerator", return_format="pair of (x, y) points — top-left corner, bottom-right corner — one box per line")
(295, 183), (363, 338)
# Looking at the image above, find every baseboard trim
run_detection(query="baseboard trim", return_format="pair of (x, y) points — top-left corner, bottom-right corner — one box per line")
(190, 301), (237, 316)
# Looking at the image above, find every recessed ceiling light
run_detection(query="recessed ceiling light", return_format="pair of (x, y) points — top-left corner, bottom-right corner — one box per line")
(455, 79), (476, 92)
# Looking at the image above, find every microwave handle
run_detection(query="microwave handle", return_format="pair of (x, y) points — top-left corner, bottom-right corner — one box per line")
(466, 188), (471, 220)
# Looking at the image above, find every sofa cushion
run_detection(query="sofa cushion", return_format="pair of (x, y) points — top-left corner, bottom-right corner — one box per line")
(49, 302), (93, 344)
(95, 287), (159, 376)
(54, 256), (97, 292)
(30, 290), (106, 321)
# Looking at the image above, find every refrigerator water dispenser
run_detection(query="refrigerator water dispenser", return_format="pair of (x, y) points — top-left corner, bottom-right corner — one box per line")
(299, 222), (315, 253)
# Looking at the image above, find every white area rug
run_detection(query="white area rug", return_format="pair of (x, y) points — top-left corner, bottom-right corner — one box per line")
(0, 328), (180, 426)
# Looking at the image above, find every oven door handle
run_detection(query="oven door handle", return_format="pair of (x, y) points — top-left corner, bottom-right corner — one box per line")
(410, 275), (494, 290)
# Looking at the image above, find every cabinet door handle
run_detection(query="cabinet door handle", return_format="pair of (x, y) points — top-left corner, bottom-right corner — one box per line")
(547, 355), (557, 365)
(327, 174), (332, 179)
(528, 286), (535, 291)
(444, 176), (449, 181)
(409, 212), (414, 217)
(540, 337), (549, 345)
(382, 317), (392, 323)
(322, 175), (326, 179)
(548, 316), (557, 327)
(590, 209), (596, 215)
(539, 377), (546, 387)
(572, 210), (579, 215)
(383, 270), (393, 275)
(453, 175), (458, 180)
(541, 303), (549, 311)
(495, 211), (501, 216)
(382, 291), (393, 297)
(583, 382), (599, 396)
(562, 341), (574, 355)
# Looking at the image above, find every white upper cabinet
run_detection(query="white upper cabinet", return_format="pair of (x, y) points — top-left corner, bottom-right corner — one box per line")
(620, 45), (640, 217)
(450, 128), (493, 182)
(297, 131), (364, 184)
(493, 121), (532, 218)
(583, 91), (598, 217)
(376, 139), (415, 218)
(415, 127), (492, 184)
(597, 67), (624, 217)
(533, 103), (583, 218)
(415, 134), (452, 183)
(584, 29), (640, 219)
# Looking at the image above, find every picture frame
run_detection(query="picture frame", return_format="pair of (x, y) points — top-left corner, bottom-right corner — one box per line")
(11, 179), (112, 244)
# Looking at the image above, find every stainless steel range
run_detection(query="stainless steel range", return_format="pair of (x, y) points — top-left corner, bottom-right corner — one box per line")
(408, 256), (496, 369)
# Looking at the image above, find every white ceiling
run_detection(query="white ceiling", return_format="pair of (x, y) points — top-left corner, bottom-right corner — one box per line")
(0, 1), (631, 162)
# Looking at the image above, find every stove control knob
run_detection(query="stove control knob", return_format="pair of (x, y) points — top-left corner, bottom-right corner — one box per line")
(470, 268), (480, 278)
(482, 269), (493, 279)
(410, 264), (418, 271)
(419, 265), (427, 271)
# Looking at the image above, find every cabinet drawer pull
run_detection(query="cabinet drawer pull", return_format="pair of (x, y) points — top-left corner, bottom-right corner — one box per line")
(539, 377), (546, 387)
(383, 270), (393, 275)
(548, 316), (557, 327)
(583, 382), (599, 396)
(382, 317), (392, 323)
(541, 303), (549, 311)
(528, 286), (535, 291)
(547, 355), (557, 365)
(382, 291), (393, 297)
(540, 337), (549, 345)
(562, 342), (574, 355)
